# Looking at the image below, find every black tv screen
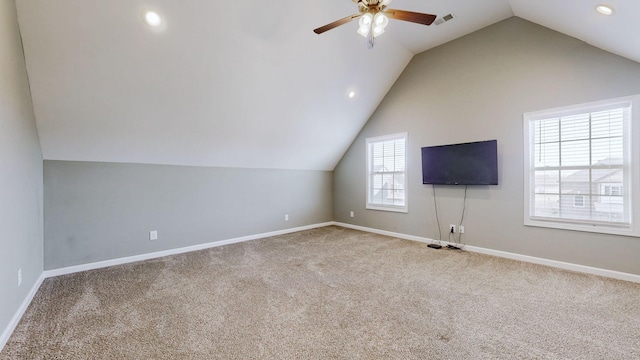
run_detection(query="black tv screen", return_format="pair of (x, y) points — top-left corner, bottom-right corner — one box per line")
(421, 140), (498, 185)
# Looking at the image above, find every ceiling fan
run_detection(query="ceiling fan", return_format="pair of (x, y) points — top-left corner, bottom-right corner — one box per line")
(313, 0), (437, 49)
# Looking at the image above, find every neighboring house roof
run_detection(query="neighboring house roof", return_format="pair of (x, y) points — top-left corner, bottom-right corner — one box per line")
(563, 158), (624, 184)
(562, 168), (623, 183)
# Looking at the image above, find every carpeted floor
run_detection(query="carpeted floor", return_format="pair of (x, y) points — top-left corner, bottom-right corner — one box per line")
(2, 226), (639, 359)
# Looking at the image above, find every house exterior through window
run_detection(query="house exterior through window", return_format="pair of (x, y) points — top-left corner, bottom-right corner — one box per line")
(523, 95), (640, 237)
(366, 133), (407, 213)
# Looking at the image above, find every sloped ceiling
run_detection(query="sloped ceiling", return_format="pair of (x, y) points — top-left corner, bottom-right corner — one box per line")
(15, 0), (640, 171)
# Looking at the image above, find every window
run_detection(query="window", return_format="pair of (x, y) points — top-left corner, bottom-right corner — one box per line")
(523, 95), (640, 236)
(366, 133), (407, 212)
(601, 184), (622, 196)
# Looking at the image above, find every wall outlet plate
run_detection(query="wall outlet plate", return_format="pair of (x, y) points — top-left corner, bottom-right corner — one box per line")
(285, 214), (289, 221)
(149, 230), (158, 240)
(350, 211), (354, 218)
(459, 225), (465, 234)
(449, 224), (456, 233)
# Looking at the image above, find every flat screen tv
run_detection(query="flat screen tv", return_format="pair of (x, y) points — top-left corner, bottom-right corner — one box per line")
(421, 140), (498, 185)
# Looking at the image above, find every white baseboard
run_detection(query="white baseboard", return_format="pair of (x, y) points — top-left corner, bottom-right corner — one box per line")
(44, 222), (334, 278)
(461, 245), (640, 283)
(1, 222), (334, 353)
(4, 220), (638, 353)
(0, 272), (45, 351)
(334, 222), (640, 284)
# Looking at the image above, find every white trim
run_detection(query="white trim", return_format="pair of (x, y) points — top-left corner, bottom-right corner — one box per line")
(0, 272), (45, 351)
(461, 244), (640, 283)
(365, 132), (408, 213)
(523, 96), (636, 120)
(335, 222), (436, 244)
(1, 222), (334, 353)
(365, 204), (408, 213)
(44, 222), (334, 278)
(333, 222), (640, 284)
(523, 94), (640, 237)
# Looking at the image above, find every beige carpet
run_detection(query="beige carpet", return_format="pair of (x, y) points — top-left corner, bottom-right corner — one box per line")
(2, 226), (639, 359)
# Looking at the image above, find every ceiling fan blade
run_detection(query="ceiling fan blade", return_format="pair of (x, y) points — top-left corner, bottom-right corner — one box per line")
(384, 9), (437, 26)
(314, 14), (362, 34)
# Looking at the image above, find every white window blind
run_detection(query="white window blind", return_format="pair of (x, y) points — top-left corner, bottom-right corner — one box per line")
(366, 133), (407, 212)
(524, 96), (640, 236)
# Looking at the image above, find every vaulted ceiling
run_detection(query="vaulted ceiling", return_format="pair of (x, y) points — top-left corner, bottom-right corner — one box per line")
(15, 0), (640, 171)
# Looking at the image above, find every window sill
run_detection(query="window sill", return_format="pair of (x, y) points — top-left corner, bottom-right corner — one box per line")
(366, 204), (408, 213)
(525, 218), (640, 237)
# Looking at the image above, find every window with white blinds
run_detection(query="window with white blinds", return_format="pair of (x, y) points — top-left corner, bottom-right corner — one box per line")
(524, 96), (640, 236)
(366, 133), (407, 212)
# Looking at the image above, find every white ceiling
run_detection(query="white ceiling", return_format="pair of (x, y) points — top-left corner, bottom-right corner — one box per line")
(15, 0), (640, 171)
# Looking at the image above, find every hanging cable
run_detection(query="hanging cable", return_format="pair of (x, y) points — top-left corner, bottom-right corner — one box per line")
(457, 185), (468, 245)
(433, 185), (442, 243)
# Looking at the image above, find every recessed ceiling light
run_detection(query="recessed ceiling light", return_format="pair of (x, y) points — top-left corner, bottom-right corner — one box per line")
(348, 91), (356, 99)
(144, 11), (162, 26)
(595, 5), (614, 15)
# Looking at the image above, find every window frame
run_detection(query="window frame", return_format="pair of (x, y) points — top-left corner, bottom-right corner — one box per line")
(523, 95), (640, 237)
(365, 132), (408, 213)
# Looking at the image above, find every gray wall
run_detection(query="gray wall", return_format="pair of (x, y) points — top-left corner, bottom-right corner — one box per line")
(333, 17), (640, 275)
(44, 161), (332, 269)
(0, 0), (44, 339)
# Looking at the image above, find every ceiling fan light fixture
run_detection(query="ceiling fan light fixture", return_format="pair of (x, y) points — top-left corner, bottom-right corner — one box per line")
(369, 13), (388, 38)
(374, 12), (388, 27)
(373, 26), (385, 37)
(144, 11), (162, 26)
(360, 13), (373, 26)
(357, 25), (370, 37)
(595, 4), (614, 15)
(358, 13), (373, 37)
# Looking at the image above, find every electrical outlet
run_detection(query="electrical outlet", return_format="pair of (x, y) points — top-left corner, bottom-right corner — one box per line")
(459, 225), (465, 234)
(18, 268), (22, 287)
(285, 214), (289, 221)
(449, 224), (456, 233)
(149, 230), (158, 241)
(350, 211), (354, 218)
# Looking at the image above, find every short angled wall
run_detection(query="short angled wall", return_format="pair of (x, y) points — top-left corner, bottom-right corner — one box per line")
(44, 160), (334, 270)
